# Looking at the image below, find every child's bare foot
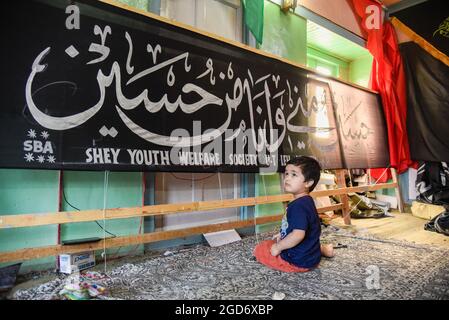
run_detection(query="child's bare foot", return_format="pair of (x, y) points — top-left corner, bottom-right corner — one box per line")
(320, 244), (335, 258)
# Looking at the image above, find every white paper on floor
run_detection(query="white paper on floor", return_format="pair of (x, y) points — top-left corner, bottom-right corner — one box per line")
(375, 194), (398, 209)
(272, 291), (286, 300)
(203, 229), (242, 247)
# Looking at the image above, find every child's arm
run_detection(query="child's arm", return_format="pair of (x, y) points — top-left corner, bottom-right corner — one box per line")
(270, 229), (305, 256)
(272, 233), (281, 242)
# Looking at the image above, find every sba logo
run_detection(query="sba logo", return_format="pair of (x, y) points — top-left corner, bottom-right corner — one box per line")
(23, 129), (56, 163)
(23, 140), (54, 154)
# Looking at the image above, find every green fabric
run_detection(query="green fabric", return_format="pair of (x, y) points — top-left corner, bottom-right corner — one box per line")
(242, 0), (264, 44)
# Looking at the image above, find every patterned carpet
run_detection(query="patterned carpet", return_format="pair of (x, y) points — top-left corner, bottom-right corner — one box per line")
(11, 227), (449, 300)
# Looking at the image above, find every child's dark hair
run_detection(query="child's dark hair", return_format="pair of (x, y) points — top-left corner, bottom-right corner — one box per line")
(286, 156), (321, 192)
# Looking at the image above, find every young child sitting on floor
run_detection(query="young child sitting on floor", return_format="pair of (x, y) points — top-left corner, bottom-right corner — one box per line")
(254, 156), (334, 272)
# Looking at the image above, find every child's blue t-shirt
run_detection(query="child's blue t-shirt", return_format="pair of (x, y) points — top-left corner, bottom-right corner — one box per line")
(279, 195), (321, 268)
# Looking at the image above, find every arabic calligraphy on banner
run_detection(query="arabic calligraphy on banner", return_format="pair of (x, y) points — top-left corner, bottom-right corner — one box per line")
(0, 0), (389, 172)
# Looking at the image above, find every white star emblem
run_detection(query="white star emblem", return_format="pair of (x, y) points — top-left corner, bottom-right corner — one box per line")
(41, 131), (49, 139)
(37, 155), (45, 163)
(47, 155), (56, 163)
(27, 129), (36, 138)
(24, 153), (34, 162)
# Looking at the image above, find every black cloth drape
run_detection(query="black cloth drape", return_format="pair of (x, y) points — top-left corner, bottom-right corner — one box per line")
(400, 42), (449, 161)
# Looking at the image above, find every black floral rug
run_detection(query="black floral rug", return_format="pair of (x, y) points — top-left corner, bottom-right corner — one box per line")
(11, 227), (449, 300)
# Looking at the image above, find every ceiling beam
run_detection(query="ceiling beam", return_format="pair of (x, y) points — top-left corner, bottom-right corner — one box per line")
(295, 5), (366, 47)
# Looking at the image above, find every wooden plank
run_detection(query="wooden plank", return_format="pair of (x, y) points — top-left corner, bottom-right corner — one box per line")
(0, 196), (286, 229)
(317, 203), (343, 214)
(0, 185), (395, 229)
(0, 202), (345, 263)
(310, 182), (398, 197)
(0, 214), (282, 263)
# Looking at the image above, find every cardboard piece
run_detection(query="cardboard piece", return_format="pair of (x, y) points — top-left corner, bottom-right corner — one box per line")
(203, 229), (241, 247)
(59, 251), (95, 274)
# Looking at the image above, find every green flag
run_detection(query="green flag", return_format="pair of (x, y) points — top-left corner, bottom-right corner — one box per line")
(242, 0), (264, 44)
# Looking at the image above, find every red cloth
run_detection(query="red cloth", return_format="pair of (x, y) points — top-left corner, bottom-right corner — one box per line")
(351, 0), (416, 173)
(253, 240), (311, 273)
(368, 168), (391, 183)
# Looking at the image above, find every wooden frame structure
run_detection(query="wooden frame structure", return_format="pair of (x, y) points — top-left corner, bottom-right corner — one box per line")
(0, 169), (402, 264)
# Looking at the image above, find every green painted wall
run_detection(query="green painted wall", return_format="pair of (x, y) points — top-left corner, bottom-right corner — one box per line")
(307, 47), (349, 81)
(0, 170), (59, 273)
(349, 53), (373, 88)
(255, 174), (284, 233)
(61, 171), (144, 258)
(115, 0), (150, 11)
(258, 1), (307, 65)
(0, 169), (144, 273)
(61, 171), (143, 255)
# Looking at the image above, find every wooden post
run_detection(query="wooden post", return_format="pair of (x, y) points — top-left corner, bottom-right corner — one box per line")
(57, 170), (63, 270)
(336, 169), (351, 225)
(391, 168), (405, 213)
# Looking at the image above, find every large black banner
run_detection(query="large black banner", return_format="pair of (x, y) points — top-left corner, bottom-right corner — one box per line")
(326, 78), (389, 169)
(0, 0), (388, 172)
